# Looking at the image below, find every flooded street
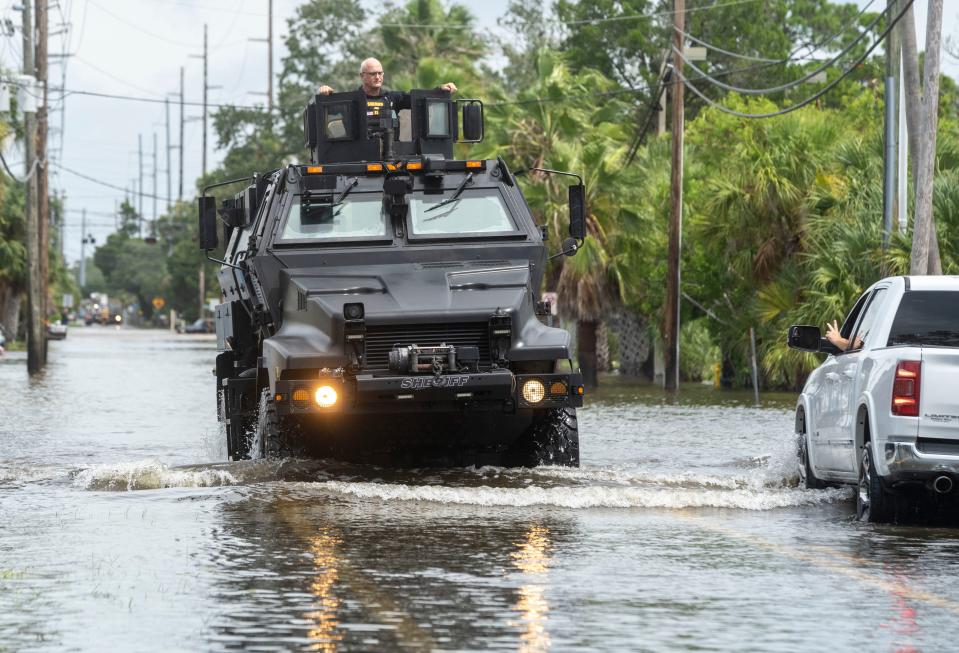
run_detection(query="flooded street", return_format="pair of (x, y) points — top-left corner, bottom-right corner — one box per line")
(3, 328), (959, 651)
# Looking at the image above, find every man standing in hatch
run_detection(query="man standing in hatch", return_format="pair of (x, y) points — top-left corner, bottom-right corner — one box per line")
(317, 57), (458, 121)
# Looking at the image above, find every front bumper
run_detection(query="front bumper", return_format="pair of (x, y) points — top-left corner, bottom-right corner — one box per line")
(879, 441), (959, 485)
(274, 370), (585, 416)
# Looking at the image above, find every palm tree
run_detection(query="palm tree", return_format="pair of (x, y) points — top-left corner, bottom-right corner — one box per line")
(476, 51), (639, 387)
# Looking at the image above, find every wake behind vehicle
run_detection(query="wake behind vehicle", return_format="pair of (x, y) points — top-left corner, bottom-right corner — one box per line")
(788, 275), (959, 522)
(201, 89), (586, 464)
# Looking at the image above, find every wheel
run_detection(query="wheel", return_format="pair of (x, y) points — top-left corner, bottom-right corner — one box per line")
(797, 430), (826, 490)
(513, 408), (580, 467)
(253, 388), (301, 459)
(857, 445), (894, 523)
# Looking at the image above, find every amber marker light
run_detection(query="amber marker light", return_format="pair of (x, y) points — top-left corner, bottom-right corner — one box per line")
(522, 379), (546, 404)
(315, 385), (338, 408)
(366, 163), (383, 172)
(306, 166), (323, 174)
(465, 160), (483, 168)
(549, 381), (567, 396)
(292, 388), (310, 403)
(406, 161), (423, 171)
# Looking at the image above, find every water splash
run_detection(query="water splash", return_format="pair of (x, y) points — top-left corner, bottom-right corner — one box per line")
(73, 459), (242, 491)
(318, 479), (848, 511)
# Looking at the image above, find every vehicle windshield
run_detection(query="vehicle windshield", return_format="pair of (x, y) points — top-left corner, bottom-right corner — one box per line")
(888, 291), (959, 347)
(278, 192), (386, 241)
(409, 189), (516, 236)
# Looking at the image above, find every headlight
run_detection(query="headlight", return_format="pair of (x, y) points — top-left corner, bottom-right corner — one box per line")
(315, 385), (338, 408)
(521, 379), (546, 404)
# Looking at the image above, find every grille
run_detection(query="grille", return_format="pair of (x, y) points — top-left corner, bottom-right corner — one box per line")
(364, 322), (491, 372)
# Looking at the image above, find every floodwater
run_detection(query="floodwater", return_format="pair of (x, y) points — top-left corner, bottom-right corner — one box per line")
(2, 328), (959, 652)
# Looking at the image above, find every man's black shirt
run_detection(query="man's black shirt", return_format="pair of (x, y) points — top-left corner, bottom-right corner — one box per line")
(360, 87), (411, 120)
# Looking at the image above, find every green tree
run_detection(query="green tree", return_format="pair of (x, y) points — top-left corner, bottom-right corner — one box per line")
(93, 200), (169, 320)
(478, 50), (640, 386)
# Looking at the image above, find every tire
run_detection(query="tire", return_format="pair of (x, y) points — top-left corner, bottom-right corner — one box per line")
(515, 407), (580, 467)
(797, 429), (826, 490)
(857, 445), (894, 523)
(253, 389), (301, 459)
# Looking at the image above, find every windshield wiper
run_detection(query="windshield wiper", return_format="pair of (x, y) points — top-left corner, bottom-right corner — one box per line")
(424, 172), (473, 214)
(332, 177), (359, 206)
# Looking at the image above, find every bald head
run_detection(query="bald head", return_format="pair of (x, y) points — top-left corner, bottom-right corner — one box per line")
(359, 58), (385, 95)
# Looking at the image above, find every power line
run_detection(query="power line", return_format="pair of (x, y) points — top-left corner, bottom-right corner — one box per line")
(0, 148), (42, 183)
(674, 0), (893, 97)
(0, 76), (273, 111)
(680, 0), (915, 120)
(377, 0), (765, 30)
(72, 55), (168, 97)
(676, 0), (878, 65)
(52, 160), (177, 203)
(85, 0), (197, 47)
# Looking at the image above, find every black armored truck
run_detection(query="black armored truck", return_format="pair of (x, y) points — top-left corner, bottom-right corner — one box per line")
(199, 89), (587, 466)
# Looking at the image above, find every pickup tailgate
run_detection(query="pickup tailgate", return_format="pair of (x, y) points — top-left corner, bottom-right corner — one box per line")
(919, 348), (959, 440)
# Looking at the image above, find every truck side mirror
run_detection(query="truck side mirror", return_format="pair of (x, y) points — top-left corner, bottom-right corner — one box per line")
(569, 184), (586, 240)
(787, 325), (823, 353)
(198, 196), (218, 251)
(459, 100), (484, 142)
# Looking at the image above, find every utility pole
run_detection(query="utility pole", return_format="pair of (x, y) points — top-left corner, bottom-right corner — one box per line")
(249, 0), (274, 112)
(36, 0), (49, 364)
(178, 66), (185, 201)
(910, 0), (944, 275)
(882, 0), (899, 253)
(268, 0), (273, 112)
(664, 0), (684, 392)
(202, 24), (208, 177)
(656, 56), (668, 137)
(23, 0), (43, 373)
(79, 208), (88, 288)
(152, 131), (158, 223)
(138, 133), (143, 236)
(165, 98), (172, 210)
(898, 47), (908, 235)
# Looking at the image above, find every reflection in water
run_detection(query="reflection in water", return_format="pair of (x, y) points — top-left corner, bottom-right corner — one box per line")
(306, 528), (344, 652)
(510, 524), (552, 653)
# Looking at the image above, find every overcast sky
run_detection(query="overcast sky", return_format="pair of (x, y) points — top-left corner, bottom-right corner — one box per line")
(0, 0), (956, 266)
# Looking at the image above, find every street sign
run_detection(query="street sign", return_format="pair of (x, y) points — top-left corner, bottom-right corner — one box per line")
(62, 293), (73, 308)
(152, 297), (166, 310)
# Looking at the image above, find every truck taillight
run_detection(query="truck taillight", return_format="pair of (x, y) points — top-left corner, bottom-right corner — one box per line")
(891, 360), (921, 417)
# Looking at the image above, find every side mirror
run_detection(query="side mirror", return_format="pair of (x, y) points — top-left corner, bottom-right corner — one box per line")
(562, 237), (579, 257)
(569, 184), (586, 240)
(787, 325), (823, 353)
(459, 100), (484, 142)
(198, 196), (218, 251)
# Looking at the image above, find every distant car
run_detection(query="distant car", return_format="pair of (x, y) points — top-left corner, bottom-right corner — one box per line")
(182, 318), (214, 334)
(788, 275), (959, 523)
(46, 321), (68, 340)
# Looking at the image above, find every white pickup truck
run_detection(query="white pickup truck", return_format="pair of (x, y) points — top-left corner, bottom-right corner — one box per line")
(788, 275), (959, 522)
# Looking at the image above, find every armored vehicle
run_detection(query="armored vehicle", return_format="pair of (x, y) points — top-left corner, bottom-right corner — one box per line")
(199, 89), (587, 465)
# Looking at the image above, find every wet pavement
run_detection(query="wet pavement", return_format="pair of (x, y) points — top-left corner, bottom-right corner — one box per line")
(2, 328), (959, 651)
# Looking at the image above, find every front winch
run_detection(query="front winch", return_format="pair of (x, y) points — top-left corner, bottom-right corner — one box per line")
(387, 343), (480, 375)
